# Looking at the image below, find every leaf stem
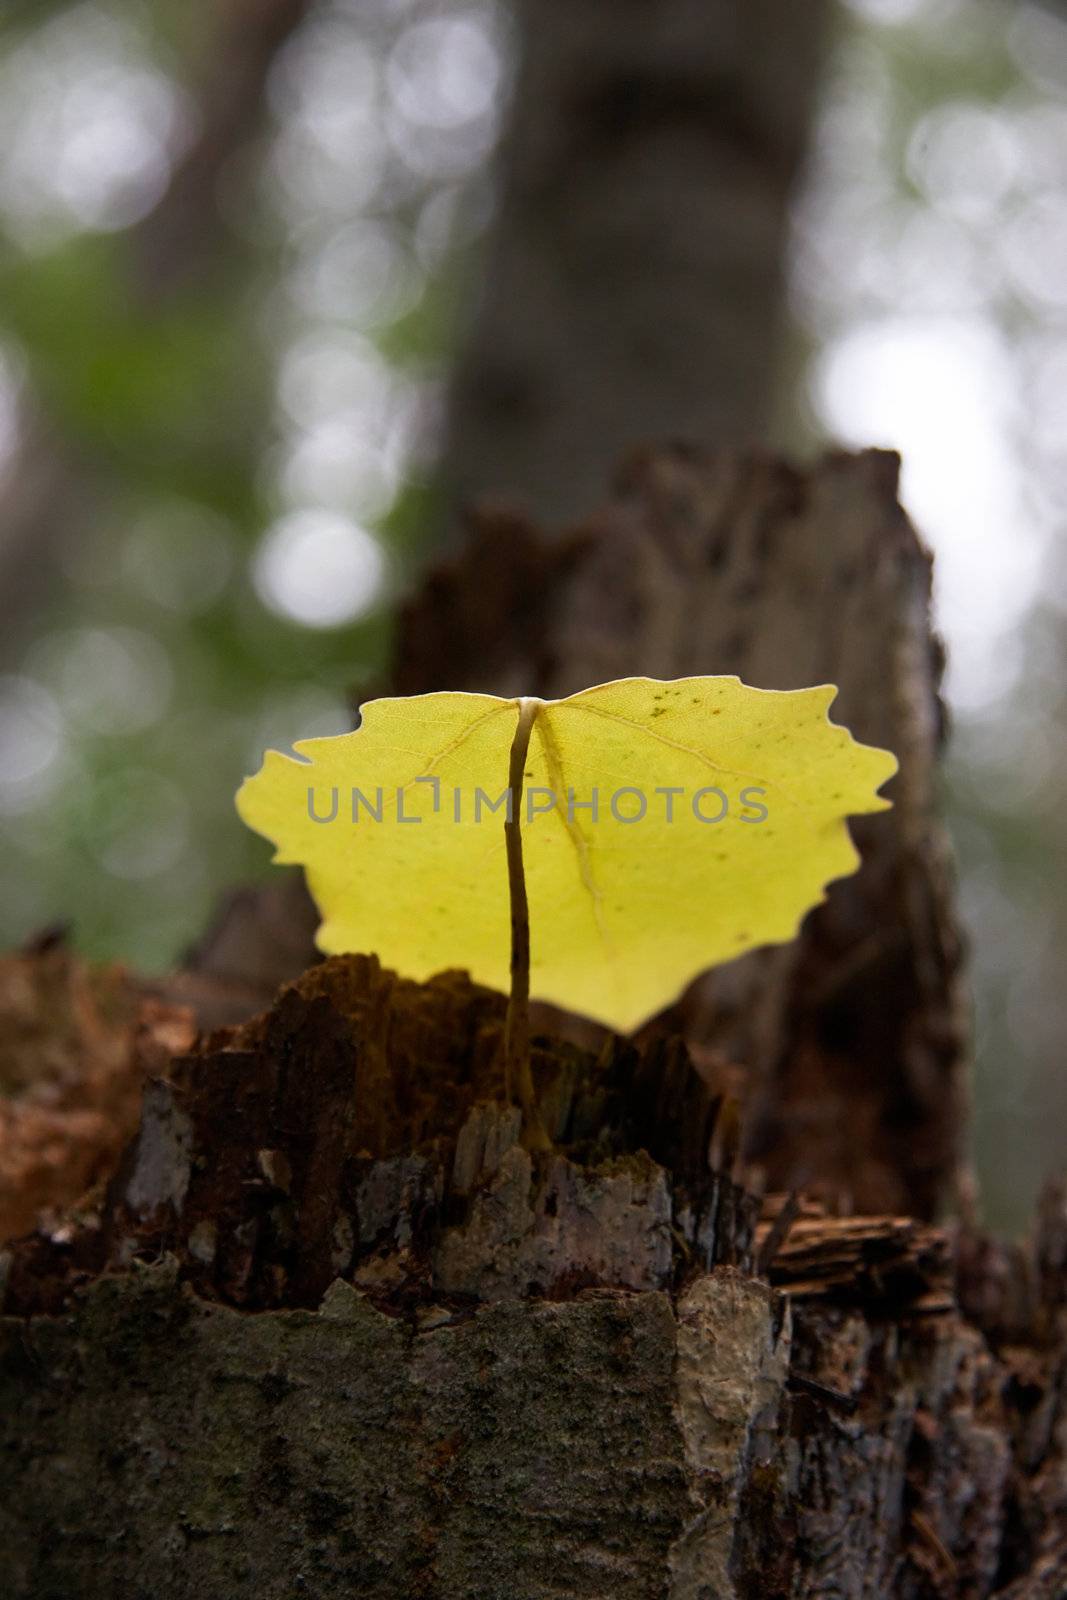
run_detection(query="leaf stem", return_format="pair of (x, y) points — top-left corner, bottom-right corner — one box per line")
(503, 696), (550, 1149)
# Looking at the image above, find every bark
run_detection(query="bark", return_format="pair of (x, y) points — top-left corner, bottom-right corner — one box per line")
(440, 0), (831, 528)
(1, 954), (1064, 1598)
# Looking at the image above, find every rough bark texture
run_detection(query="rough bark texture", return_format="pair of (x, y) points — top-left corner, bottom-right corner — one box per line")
(1, 1265), (785, 1600)
(441, 0), (831, 528)
(1, 955), (1064, 1599)
(2, 955), (758, 1317)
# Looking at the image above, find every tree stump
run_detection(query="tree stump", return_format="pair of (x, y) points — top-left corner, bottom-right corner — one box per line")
(2, 954), (1064, 1597)
(163, 448), (966, 1217)
(3, 447), (1060, 1597)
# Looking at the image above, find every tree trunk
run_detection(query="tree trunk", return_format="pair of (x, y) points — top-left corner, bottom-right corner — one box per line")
(440, 0), (831, 529)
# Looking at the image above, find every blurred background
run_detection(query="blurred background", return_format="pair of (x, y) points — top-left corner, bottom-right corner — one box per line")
(0, 0), (1063, 1229)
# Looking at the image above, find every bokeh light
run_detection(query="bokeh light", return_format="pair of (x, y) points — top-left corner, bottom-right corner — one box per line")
(0, 675), (65, 815)
(25, 625), (173, 736)
(0, 4), (191, 247)
(253, 509), (386, 628)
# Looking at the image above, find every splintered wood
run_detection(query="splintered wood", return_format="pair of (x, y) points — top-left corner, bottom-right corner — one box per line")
(756, 1196), (955, 1313)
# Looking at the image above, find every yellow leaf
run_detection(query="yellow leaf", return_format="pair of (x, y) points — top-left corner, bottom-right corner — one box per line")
(235, 676), (897, 1033)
